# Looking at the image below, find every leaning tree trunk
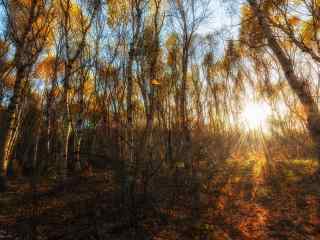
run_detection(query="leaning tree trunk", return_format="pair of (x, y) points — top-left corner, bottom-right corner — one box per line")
(0, 67), (25, 190)
(249, 0), (320, 165)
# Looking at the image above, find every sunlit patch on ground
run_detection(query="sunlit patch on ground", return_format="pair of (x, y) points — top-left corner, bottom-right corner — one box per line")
(193, 151), (320, 240)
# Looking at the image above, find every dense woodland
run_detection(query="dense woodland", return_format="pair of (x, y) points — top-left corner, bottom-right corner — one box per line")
(0, 0), (320, 239)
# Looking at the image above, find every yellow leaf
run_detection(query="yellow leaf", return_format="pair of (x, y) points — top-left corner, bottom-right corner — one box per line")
(151, 79), (161, 86)
(288, 16), (300, 26)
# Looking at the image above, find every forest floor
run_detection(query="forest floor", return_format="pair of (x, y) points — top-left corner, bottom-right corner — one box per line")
(0, 153), (320, 239)
(199, 153), (320, 240)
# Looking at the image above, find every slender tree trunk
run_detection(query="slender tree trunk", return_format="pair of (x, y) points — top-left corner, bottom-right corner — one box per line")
(45, 63), (59, 170)
(46, 105), (51, 157)
(181, 46), (192, 171)
(32, 117), (42, 189)
(0, 80), (3, 104)
(45, 100), (53, 174)
(181, 47), (188, 130)
(61, 117), (71, 180)
(61, 0), (72, 180)
(125, 2), (143, 203)
(143, 37), (159, 155)
(74, 138), (81, 171)
(249, 0), (320, 165)
(62, 67), (72, 180)
(127, 43), (134, 165)
(75, 86), (84, 172)
(74, 123), (82, 172)
(61, 11), (72, 178)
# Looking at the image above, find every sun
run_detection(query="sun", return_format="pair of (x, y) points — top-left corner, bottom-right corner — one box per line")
(240, 101), (272, 131)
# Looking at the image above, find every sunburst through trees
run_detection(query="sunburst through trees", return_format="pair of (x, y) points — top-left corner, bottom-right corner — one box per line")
(0, 0), (319, 239)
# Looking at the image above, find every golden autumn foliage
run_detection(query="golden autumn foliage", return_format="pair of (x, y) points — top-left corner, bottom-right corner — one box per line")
(165, 33), (179, 49)
(294, 103), (308, 122)
(9, 0), (54, 47)
(300, 20), (320, 45)
(239, 5), (265, 48)
(35, 56), (64, 81)
(106, 0), (129, 27)
(203, 52), (214, 80)
(55, 0), (89, 32)
(148, 0), (162, 15)
(165, 34), (180, 66)
(3, 74), (15, 89)
(83, 78), (95, 96)
(51, 87), (61, 97)
(98, 63), (117, 80)
(283, 1), (320, 51)
(243, 0), (320, 53)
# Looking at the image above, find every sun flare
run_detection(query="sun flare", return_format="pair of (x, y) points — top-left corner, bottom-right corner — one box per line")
(240, 101), (272, 131)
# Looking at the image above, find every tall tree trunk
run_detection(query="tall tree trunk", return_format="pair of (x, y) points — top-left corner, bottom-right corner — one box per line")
(117, 42), (134, 204)
(61, 0), (72, 180)
(127, 43), (134, 165)
(143, 31), (160, 155)
(61, 63), (72, 180)
(249, 0), (320, 164)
